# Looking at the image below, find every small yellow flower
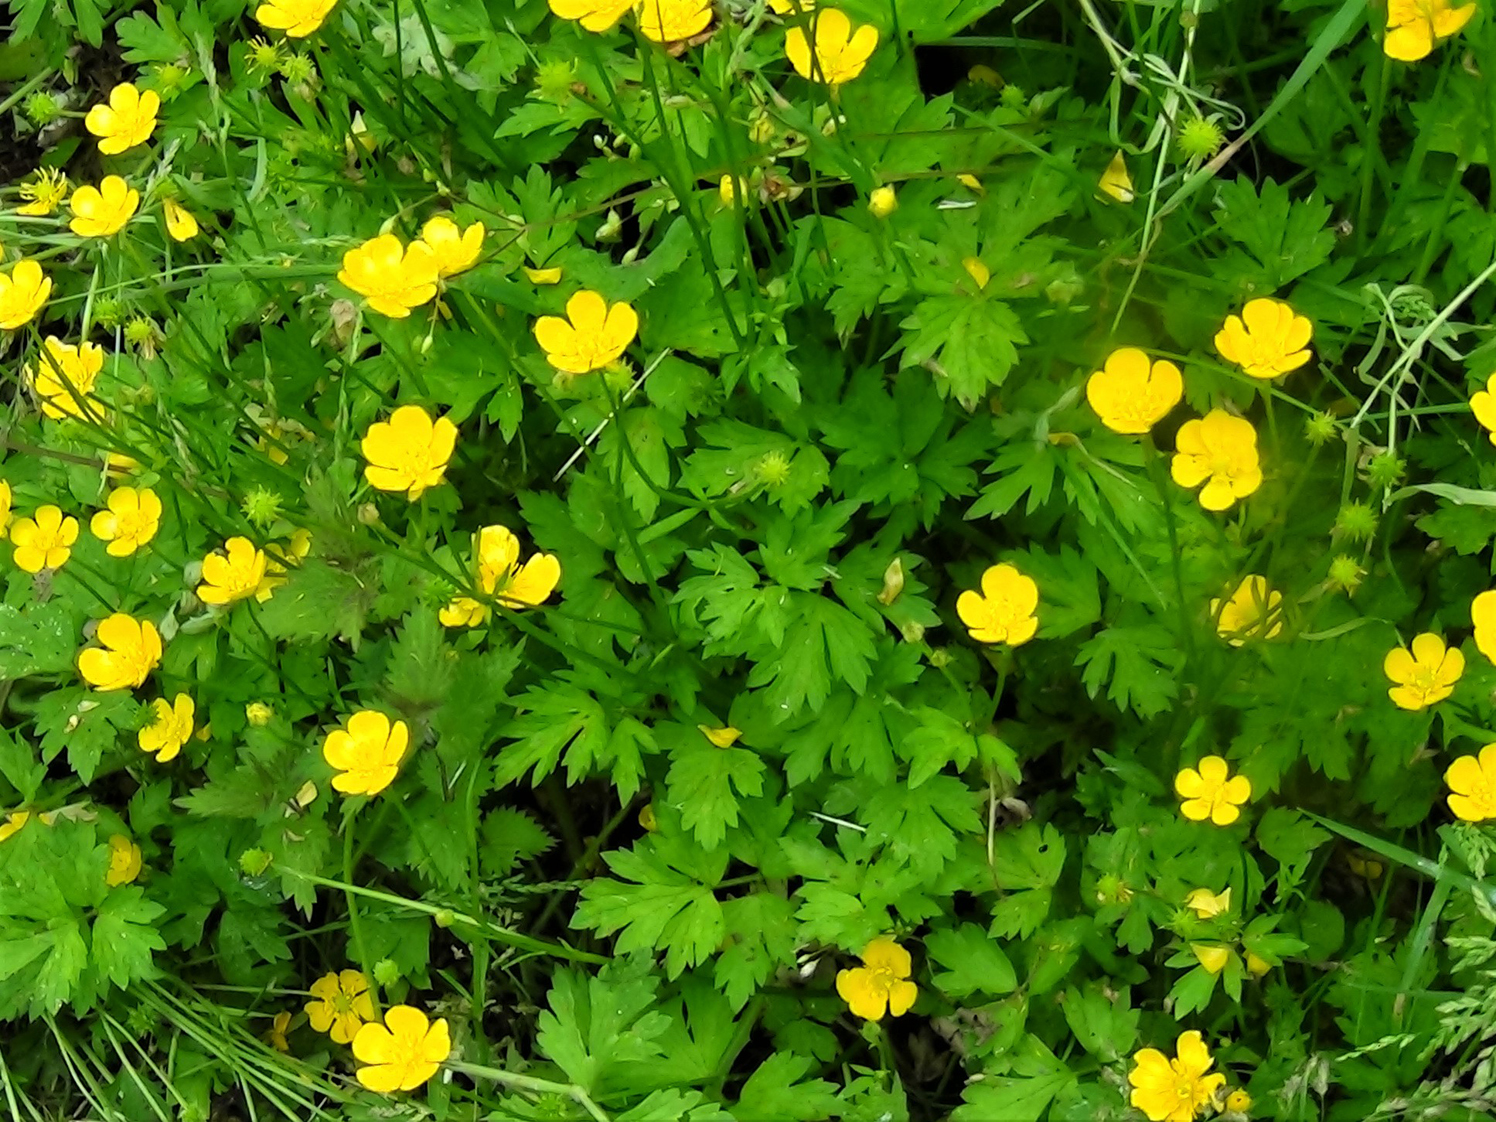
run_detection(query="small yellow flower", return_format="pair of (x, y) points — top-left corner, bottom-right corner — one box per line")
(255, 0), (339, 37)
(106, 835), (143, 886)
(163, 197), (200, 241)
(29, 337), (105, 420)
(84, 83), (160, 155)
(1099, 150), (1134, 203)
(957, 172), (983, 192)
(533, 290), (639, 374)
(868, 185), (898, 218)
(835, 936), (918, 1021)
(1171, 409), (1262, 511)
(418, 216), (484, 278)
(785, 8), (879, 87)
(17, 167), (68, 216)
(1471, 375), (1496, 447)
(353, 1005), (451, 1093)
(197, 537), (270, 605)
(639, 803), (659, 832)
(1384, 632), (1463, 711)
(637, 0), (712, 43)
(1475, 589), (1496, 665)
(266, 1011), (293, 1053)
(1445, 744), (1496, 822)
(698, 725), (741, 748)
(1225, 1089), (1252, 1113)
(1384, 0), (1474, 61)
(1128, 1031), (1226, 1122)
(323, 710), (409, 796)
(69, 176), (140, 238)
(361, 404), (458, 500)
(0, 259), (52, 330)
(547, 0), (635, 32)
(0, 810), (30, 843)
(525, 265), (563, 285)
(338, 234), (439, 318)
(1185, 887), (1231, 919)
(0, 481), (10, 538)
(79, 613), (162, 691)
(1214, 298), (1313, 379)
(1244, 952), (1271, 978)
(90, 486), (162, 556)
(11, 505), (79, 573)
(956, 562), (1039, 646)
(305, 970), (375, 1044)
(768, 0), (816, 11)
(1191, 944), (1230, 975)
(1210, 575), (1283, 646)
(962, 257), (990, 290)
(439, 524), (561, 626)
(246, 701), (274, 727)
(1175, 756), (1251, 826)
(1085, 347), (1183, 435)
(138, 694), (194, 762)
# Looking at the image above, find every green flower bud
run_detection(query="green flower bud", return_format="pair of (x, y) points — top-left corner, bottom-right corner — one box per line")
(373, 958), (401, 987)
(755, 449), (792, 487)
(1367, 451), (1405, 490)
(1304, 410), (1337, 446)
(242, 487), (283, 527)
(23, 92), (62, 127)
(1333, 501), (1377, 543)
(1327, 554), (1365, 595)
(239, 848), (273, 877)
(1178, 117), (1224, 161)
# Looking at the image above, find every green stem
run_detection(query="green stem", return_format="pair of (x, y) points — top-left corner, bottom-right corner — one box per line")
(342, 806), (378, 1011)
(448, 1061), (611, 1122)
(1356, 52), (1391, 252)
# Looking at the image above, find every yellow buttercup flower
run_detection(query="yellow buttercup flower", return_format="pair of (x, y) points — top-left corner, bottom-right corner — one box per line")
(1214, 298), (1312, 379)
(79, 613), (162, 691)
(1474, 589), (1496, 664)
(305, 970), (375, 1044)
(418, 216), (484, 279)
(1445, 744), (1496, 822)
(1384, 0), (1474, 61)
(1244, 953), (1271, 978)
(255, 0), (338, 37)
(699, 725), (741, 748)
(1184, 887), (1231, 919)
(11, 505), (78, 573)
(956, 562), (1038, 646)
(962, 257), (991, 290)
(338, 234), (439, 318)
(361, 405), (457, 500)
(29, 337), (105, 420)
(138, 694), (194, 762)
(106, 835), (142, 886)
(1210, 575), (1283, 646)
(768, 0), (816, 11)
(868, 185), (898, 217)
(246, 701), (274, 727)
(1099, 150), (1135, 203)
(637, 0), (712, 42)
(90, 486), (162, 556)
(1225, 1089), (1253, 1113)
(533, 290), (639, 374)
(548, 0), (634, 31)
(1127, 1031), (1226, 1122)
(69, 176), (140, 238)
(1191, 944), (1230, 975)
(266, 1011), (293, 1053)
(197, 537), (270, 605)
(1175, 756), (1251, 826)
(525, 265), (563, 285)
(835, 936), (918, 1022)
(1470, 375), (1496, 446)
(0, 259), (52, 329)
(323, 710), (409, 796)
(439, 524), (561, 626)
(0, 481), (10, 538)
(17, 167), (68, 216)
(163, 198), (200, 241)
(85, 83), (160, 155)
(0, 811), (30, 843)
(785, 8), (878, 87)
(1171, 410), (1262, 511)
(1384, 632), (1463, 711)
(1085, 347), (1183, 434)
(353, 1005), (451, 1093)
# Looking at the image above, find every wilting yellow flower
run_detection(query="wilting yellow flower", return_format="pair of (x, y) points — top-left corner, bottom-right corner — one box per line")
(353, 1005), (451, 1093)
(639, 803), (659, 832)
(11, 505), (78, 573)
(1244, 953), (1271, 979)
(868, 185), (898, 217)
(1191, 944), (1230, 975)
(0, 259), (52, 329)
(1225, 1089), (1253, 1113)
(1384, 0), (1474, 61)
(547, 0), (634, 32)
(305, 970), (375, 1044)
(956, 562), (1039, 646)
(699, 725), (741, 748)
(338, 234), (439, 318)
(835, 936), (918, 1021)
(1384, 632), (1463, 711)
(1085, 347), (1183, 435)
(962, 257), (990, 290)
(1175, 756), (1251, 826)
(719, 175), (747, 206)
(1099, 151), (1134, 203)
(69, 176), (140, 238)
(785, 8), (878, 87)
(1444, 744), (1496, 822)
(17, 167), (68, 216)
(637, 0), (712, 42)
(246, 701), (274, 726)
(324, 710), (409, 796)
(1185, 887), (1231, 919)
(79, 613), (162, 691)
(361, 404), (457, 500)
(197, 538), (269, 605)
(106, 835), (142, 886)
(533, 290), (639, 374)
(1128, 1031), (1226, 1122)
(266, 1011), (293, 1053)
(139, 694), (194, 762)
(90, 487), (161, 556)
(255, 0), (338, 37)
(418, 216), (484, 278)
(440, 524), (561, 626)
(0, 811), (30, 843)
(85, 83), (160, 155)
(1171, 410), (1262, 511)
(525, 265), (563, 285)
(29, 337), (105, 420)
(1210, 575), (1283, 646)
(1474, 590), (1496, 665)
(162, 197), (200, 241)
(1470, 375), (1496, 447)
(1214, 298), (1312, 379)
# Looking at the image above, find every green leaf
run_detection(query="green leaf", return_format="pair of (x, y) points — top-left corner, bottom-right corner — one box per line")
(34, 690), (138, 786)
(989, 824), (1066, 939)
(735, 1053), (841, 1121)
(0, 600), (76, 678)
(495, 680), (611, 789)
(951, 1036), (1075, 1121)
(1061, 982), (1138, 1061)
(715, 892), (797, 1010)
(92, 889), (166, 990)
(0, 727), (46, 803)
(535, 963), (671, 1097)
(899, 296), (1028, 411)
(666, 741), (766, 850)
(927, 923), (1018, 998)
(384, 610), (454, 713)
(481, 808), (555, 879)
(1214, 177), (1335, 289)
(1075, 624), (1183, 719)
(1255, 808), (1330, 898)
